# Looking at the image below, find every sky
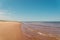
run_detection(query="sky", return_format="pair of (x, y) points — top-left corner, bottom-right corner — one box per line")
(0, 0), (60, 21)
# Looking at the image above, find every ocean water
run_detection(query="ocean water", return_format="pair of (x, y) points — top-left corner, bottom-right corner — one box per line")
(22, 22), (60, 40)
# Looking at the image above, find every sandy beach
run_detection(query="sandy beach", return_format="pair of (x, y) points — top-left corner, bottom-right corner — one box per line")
(0, 21), (60, 40)
(0, 21), (22, 40)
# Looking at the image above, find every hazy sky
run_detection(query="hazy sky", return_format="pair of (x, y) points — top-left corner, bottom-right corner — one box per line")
(0, 0), (60, 21)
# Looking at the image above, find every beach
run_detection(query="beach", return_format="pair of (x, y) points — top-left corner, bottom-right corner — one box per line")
(0, 21), (60, 40)
(0, 21), (22, 40)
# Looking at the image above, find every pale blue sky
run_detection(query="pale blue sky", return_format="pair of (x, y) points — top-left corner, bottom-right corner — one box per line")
(0, 0), (60, 21)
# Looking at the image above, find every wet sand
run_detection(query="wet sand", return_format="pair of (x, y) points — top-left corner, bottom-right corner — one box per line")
(22, 22), (60, 40)
(0, 21), (22, 40)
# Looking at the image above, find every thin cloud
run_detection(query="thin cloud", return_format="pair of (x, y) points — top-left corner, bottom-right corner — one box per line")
(0, 11), (7, 20)
(0, 10), (19, 21)
(0, 12), (5, 15)
(0, 10), (12, 20)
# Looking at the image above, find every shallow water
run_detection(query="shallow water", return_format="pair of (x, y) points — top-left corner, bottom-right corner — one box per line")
(22, 22), (60, 40)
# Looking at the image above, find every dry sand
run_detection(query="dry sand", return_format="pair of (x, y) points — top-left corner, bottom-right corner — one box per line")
(0, 21), (22, 40)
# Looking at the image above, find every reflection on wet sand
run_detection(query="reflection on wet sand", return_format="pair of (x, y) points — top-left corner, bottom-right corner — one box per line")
(22, 22), (60, 40)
